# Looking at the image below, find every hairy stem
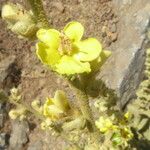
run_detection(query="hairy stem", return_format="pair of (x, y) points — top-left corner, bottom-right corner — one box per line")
(68, 76), (101, 146)
(73, 86), (94, 131)
(27, 0), (49, 28)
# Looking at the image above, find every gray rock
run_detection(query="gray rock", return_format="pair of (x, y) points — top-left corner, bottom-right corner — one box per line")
(0, 55), (16, 85)
(96, 0), (150, 108)
(0, 90), (8, 129)
(0, 133), (9, 150)
(0, 105), (6, 129)
(0, 56), (19, 129)
(110, 23), (117, 33)
(27, 141), (43, 150)
(0, 55), (16, 92)
(9, 120), (29, 150)
(113, 0), (133, 9)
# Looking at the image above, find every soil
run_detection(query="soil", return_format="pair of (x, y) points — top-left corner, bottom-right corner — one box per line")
(0, 0), (118, 149)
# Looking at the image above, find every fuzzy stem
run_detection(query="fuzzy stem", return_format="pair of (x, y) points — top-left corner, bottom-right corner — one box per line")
(68, 77), (101, 145)
(27, 0), (49, 28)
(72, 86), (94, 131)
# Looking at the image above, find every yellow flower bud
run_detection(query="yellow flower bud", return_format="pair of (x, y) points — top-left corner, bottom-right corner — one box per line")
(124, 112), (130, 120)
(31, 100), (43, 114)
(19, 114), (26, 121)
(53, 90), (70, 112)
(95, 116), (117, 133)
(2, 3), (38, 38)
(10, 87), (21, 102)
(42, 90), (70, 120)
(2, 3), (19, 22)
(9, 109), (18, 120)
(9, 107), (27, 120)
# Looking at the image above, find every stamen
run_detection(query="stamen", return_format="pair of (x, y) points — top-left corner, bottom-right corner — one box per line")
(58, 32), (72, 55)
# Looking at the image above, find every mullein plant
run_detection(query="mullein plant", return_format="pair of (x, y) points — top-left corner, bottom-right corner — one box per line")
(35, 21), (111, 145)
(2, 0), (112, 149)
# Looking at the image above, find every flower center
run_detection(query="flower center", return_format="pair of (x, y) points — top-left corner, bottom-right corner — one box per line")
(58, 32), (72, 55)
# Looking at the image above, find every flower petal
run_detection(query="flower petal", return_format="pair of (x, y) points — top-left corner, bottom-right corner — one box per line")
(63, 21), (84, 42)
(73, 38), (102, 62)
(53, 90), (69, 112)
(36, 42), (61, 66)
(43, 98), (63, 119)
(44, 104), (63, 118)
(55, 55), (91, 75)
(37, 28), (60, 49)
(101, 50), (111, 58)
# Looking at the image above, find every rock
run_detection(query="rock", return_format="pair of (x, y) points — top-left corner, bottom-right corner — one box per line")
(0, 103), (6, 129)
(110, 23), (117, 33)
(27, 140), (43, 150)
(0, 133), (9, 150)
(96, 0), (150, 108)
(0, 55), (17, 92)
(0, 90), (8, 129)
(9, 120), (29, 150)
(0, 55), (18, 129)
(113, 0), (133, 9)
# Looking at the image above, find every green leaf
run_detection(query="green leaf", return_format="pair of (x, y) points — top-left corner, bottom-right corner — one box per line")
(63, 21), (84, 42)
(111, 133), (122, 146)
(73, 38), (102, 62)
(36, 42), (61, 66)
(55, 55), (91, 75)
(37, 29), (60, 49)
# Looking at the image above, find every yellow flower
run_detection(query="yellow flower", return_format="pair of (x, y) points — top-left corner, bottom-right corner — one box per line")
(31, 100), (43, 114)
(36, 21), (111, 75)
(43, 90), (70, 120)
(95, 116), (117, 133)
(124, 112), (130, 120)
